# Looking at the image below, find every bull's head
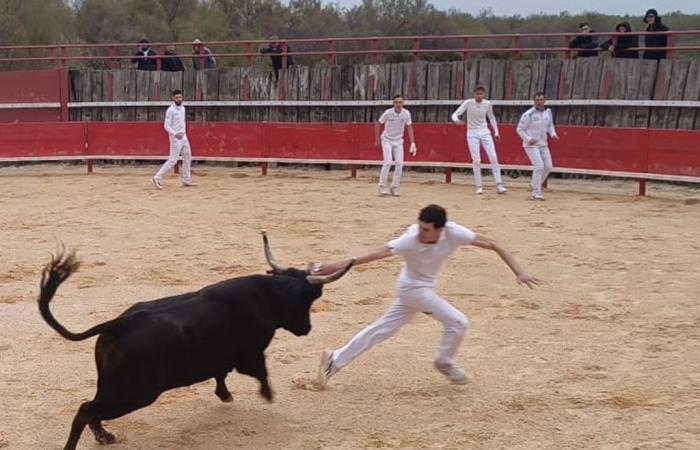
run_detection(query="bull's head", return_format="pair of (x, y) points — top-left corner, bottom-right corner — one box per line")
(261, 231), (353, 284)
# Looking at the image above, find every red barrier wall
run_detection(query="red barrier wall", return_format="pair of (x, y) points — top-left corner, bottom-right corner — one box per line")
(0, 70), (64, 123)
(1, 122), (699, 182)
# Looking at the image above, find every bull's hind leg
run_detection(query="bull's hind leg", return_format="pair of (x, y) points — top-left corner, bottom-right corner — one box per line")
(237, 353), (273, 402)
(214, 375), (233, 402)
(89, 420), (116, 445)
(64, 401), (97, 450)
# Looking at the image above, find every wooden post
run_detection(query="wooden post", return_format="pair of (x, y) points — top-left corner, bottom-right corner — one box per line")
(638, 179), (647, 196)
(412, 38), (420, 63)
(512, 36), (521, 59)
(87, 160), (93, 174)
(444, 168), (452, 183)
(371, 39), (379, 64)
(462, 37), (469, 60)
(261, 162), (268, 176)
(350, 165), (357, 178)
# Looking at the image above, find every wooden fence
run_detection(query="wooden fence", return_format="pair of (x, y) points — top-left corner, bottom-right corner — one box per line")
(69, 58), (700, 129)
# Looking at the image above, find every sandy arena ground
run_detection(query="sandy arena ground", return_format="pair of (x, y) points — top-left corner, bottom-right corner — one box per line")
(0, 163), (699, 450)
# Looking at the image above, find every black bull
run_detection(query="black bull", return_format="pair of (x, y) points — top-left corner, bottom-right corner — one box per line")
(37, 233), (352, 450)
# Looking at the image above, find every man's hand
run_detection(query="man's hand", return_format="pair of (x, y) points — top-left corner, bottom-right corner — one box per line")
(528, 138), (537, 145)
(551, 134), (559, 141)
(374, 139), (380, 148)
(311, 261), (347, 276)
(175, 132), (184, 140)
(516, 273), (541, 289)
(409, 142), (417, 157)
(494, 135), (501, 143)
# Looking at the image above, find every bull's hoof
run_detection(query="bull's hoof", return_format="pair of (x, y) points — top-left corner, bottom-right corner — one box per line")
(221, 394), (234, 403)
(95, 431), (116, 445)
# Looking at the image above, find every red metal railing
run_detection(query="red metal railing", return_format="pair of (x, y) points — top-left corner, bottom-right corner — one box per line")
(0, 30), (699, 69)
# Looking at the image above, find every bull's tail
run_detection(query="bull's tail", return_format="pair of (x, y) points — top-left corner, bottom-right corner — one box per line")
(38, 247), (120, 341)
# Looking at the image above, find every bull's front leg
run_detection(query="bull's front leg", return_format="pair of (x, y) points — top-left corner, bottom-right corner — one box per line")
(214, 375), (233, 402)
(237, 352), (273, 402)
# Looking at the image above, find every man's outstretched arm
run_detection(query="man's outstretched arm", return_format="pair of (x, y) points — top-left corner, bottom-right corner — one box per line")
(471, 233), (540, 288)
(313, 246), (393, 275)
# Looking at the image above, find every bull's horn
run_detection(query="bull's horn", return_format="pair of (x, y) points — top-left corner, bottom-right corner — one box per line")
(306, 259), (354, 285)
(261, 230), (285, 272)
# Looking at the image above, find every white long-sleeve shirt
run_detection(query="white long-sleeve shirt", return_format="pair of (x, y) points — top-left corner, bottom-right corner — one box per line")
(164, 103), (186, 137)
(516, 107), (558, 148)
(451, 99), (499, 136)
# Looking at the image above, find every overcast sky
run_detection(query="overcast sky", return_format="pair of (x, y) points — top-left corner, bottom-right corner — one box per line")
(324, 1), (700, 16)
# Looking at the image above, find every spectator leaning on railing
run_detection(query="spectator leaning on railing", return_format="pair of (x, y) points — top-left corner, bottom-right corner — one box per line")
(260, 35), (295, 82)
(568, 22), (599, 57)
(161, 44), (185, 72)
(131, 38), (158, 71)
(642, 8), (670, 60)
(191, 38), (217, 70)
(600, 22), (639, 58)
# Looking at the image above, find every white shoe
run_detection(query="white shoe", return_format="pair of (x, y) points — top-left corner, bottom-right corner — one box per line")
(496, 184), (508, 194)
(316, 349), (337, 390)
(151, 177), (162, 190)
(530, 194), (545, 201)
(475, 187), (483, 195)
(181, 181), (197, 187)
(434, 362), (471, 385)
(378, 185), (389, 197)
(390, 187), (400, 197)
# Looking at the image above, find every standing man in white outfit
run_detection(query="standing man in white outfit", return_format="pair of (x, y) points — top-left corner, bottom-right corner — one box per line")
(451, 86), (507, 195)
(516, 92), (559, 201)
(313, 204), (540, 388)
(152, 89), (195, 189)
(376, 94), (417, 197)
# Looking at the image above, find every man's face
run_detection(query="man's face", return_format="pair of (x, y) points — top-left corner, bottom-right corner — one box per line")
(393, 97), (404, 112)
(166, 45), (176, 53)
(645, 15), (656, 25)
(173, 94), (183, 105)
(617, 26), (627, 33)
(474, 90), (485, 102)
(534, 95), (546, 110)
(579, 24), (591, 33)
(418, 221), (442, 244)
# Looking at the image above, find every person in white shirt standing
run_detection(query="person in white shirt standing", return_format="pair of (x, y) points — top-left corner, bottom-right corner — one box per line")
(152, 89), (195, 189)
(516, 92), (559, 201)
(451, 86), (507, 195)
(312, 204), (540, 388)
(375, 94), (417, 197)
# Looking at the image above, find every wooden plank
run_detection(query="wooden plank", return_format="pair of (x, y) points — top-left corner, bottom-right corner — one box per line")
(424, 63), (440, 122)
(135, 70), (150, 122)
(661, 60), (690, 129)
(353, 64), (368, 122)
(183, 70), (197, 122)
(340, 65), (354, 122)
(618, 59), (642, 127)
(79, 69), (93, 121)
(100, 71), (114, 121)
(373, 64), (391, 121)
(113, 70), (136, 121)
(504, 60), (534, 124)
(556, 59), (576, 126)
(218, 67), (241, 122)
(297, 66), (310, 122)
(633, 59), (657, 128)
(582, 58), (604, 125)
(390, 63), (403, 98)
(649, 59), (673, 129)
(437, 63), (452, 122)
(544, 59), (562, 100)
(330, 65), (343, 122)
(283, 65), (300, 122)
(678, 60), (700, 130)
(403, 63), (414, 100)
(476, 59), (493, 94)
(205, 69), (220, 121)
(412, 61), (427, 122)
(605, 59), (630, 127)
(464, 59), (479, 97)
(308, 66), (324, 122)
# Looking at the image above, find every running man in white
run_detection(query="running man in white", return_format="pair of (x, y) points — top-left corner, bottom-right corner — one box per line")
(152, 89), (195, 189)
(375, 94), (417, 197)
(312, 204), (539, 388)
(451, 86), (507, 195)
(516, 92), (559, 201)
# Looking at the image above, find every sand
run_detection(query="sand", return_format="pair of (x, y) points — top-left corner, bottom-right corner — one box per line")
(0, 163), (699, 450)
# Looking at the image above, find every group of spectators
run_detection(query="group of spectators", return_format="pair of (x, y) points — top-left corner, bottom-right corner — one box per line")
(568, 8), (671, 59)
(131, 36), (294, 79)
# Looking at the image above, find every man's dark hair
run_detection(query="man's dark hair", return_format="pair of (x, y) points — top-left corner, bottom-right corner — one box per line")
(172, 89), (182, 96)
(578, 22), (590, 29)
(139, 38), (150, 44)
(534, 91), (545, 98)
(419, 204), (447, 228)
(473, 85), (486, 93)
(393, 94), (403, 100)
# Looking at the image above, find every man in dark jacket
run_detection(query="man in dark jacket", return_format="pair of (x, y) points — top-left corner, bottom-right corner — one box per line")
(642, 8), (670, 60)
(260, 35), (295, 81)
(600, 22), (639, 58)
(161, 44), (185, 72)
(568, 22), (599, 57)
(131, 39), (158, 71)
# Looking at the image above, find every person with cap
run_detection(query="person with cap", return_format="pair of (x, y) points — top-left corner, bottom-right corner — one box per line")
(600, 22), (639, 59)
(191, 38), (217, 70)
(260, 35), (295, 82)
(642, 8), (670, 60)
(131, 39), (158, 71)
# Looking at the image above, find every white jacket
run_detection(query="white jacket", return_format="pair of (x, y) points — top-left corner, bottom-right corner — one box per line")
(516, 107), (558, 148)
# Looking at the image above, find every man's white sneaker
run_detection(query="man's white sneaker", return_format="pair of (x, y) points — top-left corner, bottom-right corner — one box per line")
(434, 362), (471, 385)
(496, 184), (508, 194)
(475, 187), (484, 195)
(530, 194), (545, 201)
(181, 181), (198, 187)
(378, 186), (389, 197)
(390, 187), (400, 197)
(151, 177), (162, 190)
(316, 349), (337, 390)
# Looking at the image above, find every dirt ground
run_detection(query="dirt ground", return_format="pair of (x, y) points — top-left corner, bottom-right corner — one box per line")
(0, 163), (699, 450)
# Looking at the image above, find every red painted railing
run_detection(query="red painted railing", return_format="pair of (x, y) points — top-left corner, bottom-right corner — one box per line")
(1, 30), (699, 68)
(1, 122), (698, 195)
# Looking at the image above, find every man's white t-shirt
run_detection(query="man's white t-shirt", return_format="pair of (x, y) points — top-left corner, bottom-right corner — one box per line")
(378, 108), (412, 142)
(388, 221), (476, 290)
